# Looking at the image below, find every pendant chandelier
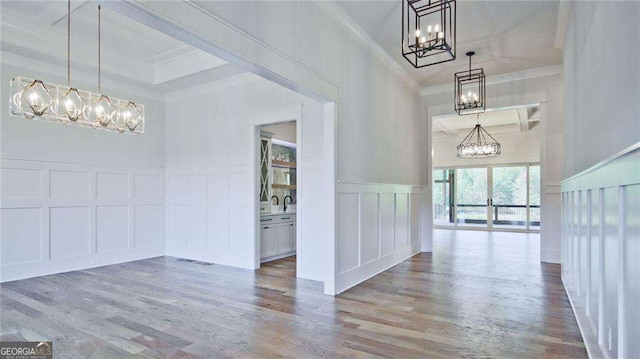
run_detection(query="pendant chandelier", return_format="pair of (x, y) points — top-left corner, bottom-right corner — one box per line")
(457, 114), (501, 158)
(9, 1), (144, 134)
(454, 51), (485, 116)
(402, 0), (456, 68)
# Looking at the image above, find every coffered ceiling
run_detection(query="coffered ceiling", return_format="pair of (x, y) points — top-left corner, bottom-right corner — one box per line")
(432, 107), (540, 139)
(0, 0), (240, 93)
(336, 0), (563, 87)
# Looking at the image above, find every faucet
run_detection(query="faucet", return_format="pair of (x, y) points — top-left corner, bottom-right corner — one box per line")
(284, 195), (292, 212)
(271, 195), (279, 207)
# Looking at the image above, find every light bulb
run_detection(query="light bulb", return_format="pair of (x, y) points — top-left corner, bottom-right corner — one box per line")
(64, 99), (73, 112)
(420, 36), (426, 44)
(438, 31), (444, 39)
(29, 93), (40, 103)
(434, 24), (440, 32)
(415, 29), (421, 37)
(427, 25), (432, 34)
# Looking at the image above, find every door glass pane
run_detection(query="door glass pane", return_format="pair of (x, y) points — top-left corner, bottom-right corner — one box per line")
(529, 165), (541, 229)
(433, 169), (453, 225)
(456, 168), (487, 226)
(492, 166), (527, 229)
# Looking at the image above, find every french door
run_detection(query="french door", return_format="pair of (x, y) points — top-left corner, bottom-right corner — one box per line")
(433, 164), (540, 231)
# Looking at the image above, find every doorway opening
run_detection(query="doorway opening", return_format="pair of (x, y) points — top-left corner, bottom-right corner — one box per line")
(258, 120), (298, 267)
(432, 106), (541, 233)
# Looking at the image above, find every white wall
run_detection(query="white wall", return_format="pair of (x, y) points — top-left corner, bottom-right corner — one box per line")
(563, 1), (640, 179)
(0, 60), (166, 282)
(433, 128), (541, 168)
(164, 76), (330, 283)
(561, 2), (640, 358)
(424, 73), (564, 263)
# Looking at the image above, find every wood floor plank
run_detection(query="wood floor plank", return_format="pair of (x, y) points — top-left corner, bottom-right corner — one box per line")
(0, 229), (586, 358)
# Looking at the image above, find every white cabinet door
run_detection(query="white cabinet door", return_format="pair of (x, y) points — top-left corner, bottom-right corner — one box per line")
(261, 225), (278, 257)
(277, 222), (293, 254)
(291, 222), (297, 251)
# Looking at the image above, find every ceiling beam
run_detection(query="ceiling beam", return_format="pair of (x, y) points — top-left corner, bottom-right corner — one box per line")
(433, 119), (458, 136)
(517, 108), (530, 132)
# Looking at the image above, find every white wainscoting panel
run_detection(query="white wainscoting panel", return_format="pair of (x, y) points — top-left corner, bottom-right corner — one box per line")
(0, 208), (42, 265)
(561, 144), (640, 359)
(134, 205), (163, 248)
(96, 205), (129, 253)
(1, 168), (42, 199)
(49, 170), (90, 199)
(335, 182), (424, 294)
(0, 158), (165, 282)
(165, 166), (254, 268)
(97, 173), (129, 200)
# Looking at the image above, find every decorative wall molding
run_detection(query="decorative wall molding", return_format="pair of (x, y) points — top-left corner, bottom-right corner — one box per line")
(561, 144), (640, 359)
(335, 182), (422, 294)
(0, 159), (165, 283)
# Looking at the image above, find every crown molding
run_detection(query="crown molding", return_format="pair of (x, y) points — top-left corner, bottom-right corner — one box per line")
(164, 72), (263, 102)
(554, 1), (574, 51)
(421, 64), (563, 97)
(314, 2), (420, 92)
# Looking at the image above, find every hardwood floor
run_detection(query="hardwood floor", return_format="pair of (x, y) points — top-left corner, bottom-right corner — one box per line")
(0, 229), (586, 358)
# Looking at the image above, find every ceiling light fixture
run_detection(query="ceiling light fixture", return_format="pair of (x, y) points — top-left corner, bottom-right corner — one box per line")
(9, 1), (144, 134)
(454, 51), (485, 115)
(402, 0), (456, 68)
(457, 114), (501, 158)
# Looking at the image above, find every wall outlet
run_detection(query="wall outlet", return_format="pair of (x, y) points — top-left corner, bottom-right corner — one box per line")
(607, 326), (612, 351)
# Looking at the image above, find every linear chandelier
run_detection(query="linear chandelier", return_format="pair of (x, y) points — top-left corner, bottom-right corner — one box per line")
(9, 2), (144, 134)
(402, 0), (456, 68)
(454, 51), (485, 116)
(457, 114), (501, 158)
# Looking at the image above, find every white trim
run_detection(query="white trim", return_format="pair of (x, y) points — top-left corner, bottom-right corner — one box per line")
(554, 1), (574, 51)
(421, 65), (563, 96)
(563, 276), (605, 359)
(314, 2), (420, 92)
(561, 141), (640, 185)
(271, 139), (297, 148)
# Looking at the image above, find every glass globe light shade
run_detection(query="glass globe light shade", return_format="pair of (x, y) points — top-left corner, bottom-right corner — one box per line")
(23, 80), (53, 116)
(93, 95), (114, 127)
(121, 101), (142, 132)
(60, 88), (87, 122)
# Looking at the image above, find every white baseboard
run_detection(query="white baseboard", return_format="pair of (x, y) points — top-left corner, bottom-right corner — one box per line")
(562, 276), (604, 359)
